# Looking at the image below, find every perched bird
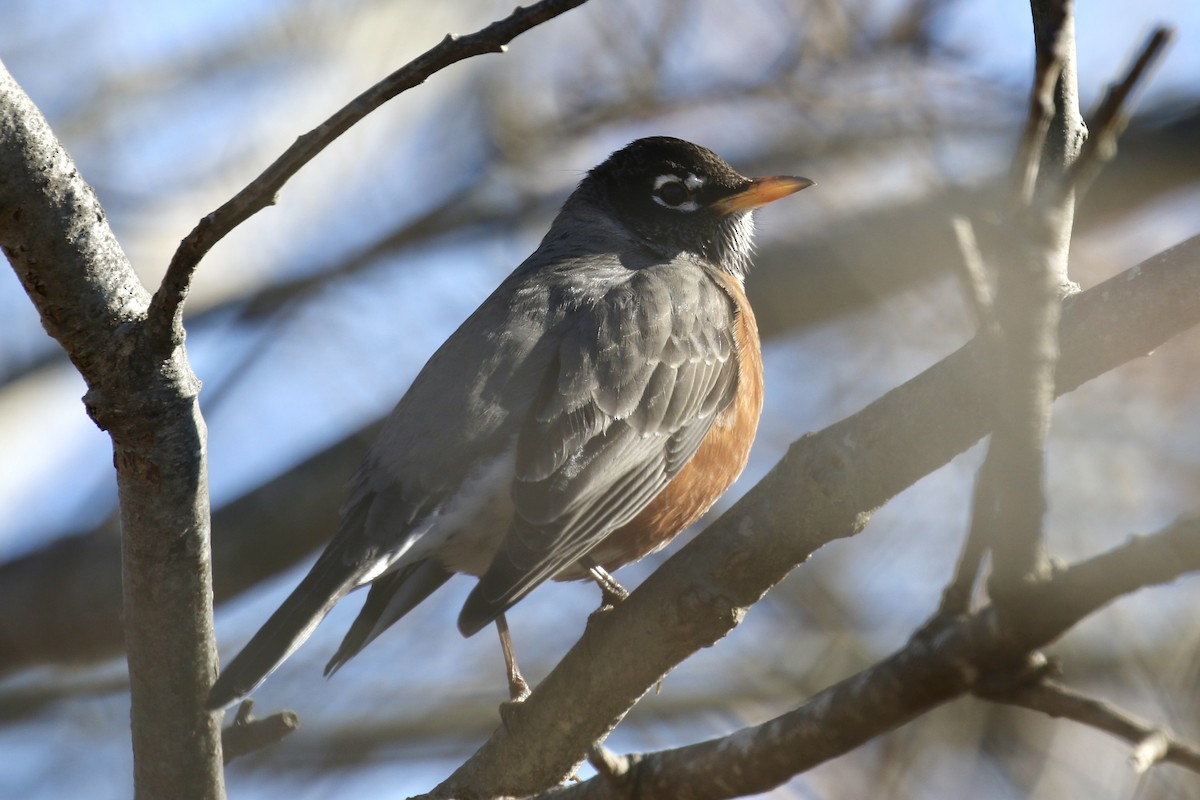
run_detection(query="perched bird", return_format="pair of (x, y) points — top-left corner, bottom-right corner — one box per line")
(207, 137), (811, 709)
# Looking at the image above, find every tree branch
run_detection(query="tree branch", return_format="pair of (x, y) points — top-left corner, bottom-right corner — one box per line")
(532, 517), (1200, 799)
(0, 60), (225, 797)
(935, 217), (998, 617)
(1011, 0), (1070, 204)
(1059, 26), (1173, 201)
(220, 700), (300, 765)
(991, 680), (1200, 775)
(6, 230), (1198, 682)
(427, 231), (1200, 796)
(982, 0), (1081, 604)
(145, 0), (592, 348)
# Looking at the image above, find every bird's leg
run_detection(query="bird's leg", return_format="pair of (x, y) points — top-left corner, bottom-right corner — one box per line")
(494, 613), (530, 703)
(585, 560), (629, 609)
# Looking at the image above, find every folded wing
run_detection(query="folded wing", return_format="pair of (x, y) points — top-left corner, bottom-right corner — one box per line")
(458, 264), (739, 636)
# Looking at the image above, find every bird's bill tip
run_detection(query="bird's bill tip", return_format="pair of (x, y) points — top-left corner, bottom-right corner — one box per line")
(711, 175), (814, 215)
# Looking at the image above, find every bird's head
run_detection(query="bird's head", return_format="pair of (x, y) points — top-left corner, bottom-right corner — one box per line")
(584, 136), (812, 279)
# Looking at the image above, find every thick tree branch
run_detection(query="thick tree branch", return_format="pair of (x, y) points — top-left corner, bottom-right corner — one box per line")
(534, 517), (1200, 799)
(1, 232), (1198, 685)
(946, 14), (1167, 622)
(982, 0), (1081, 604)
(2, 5), (597, 791)
(0, 72), (150, 376)
(146, 0), (591, 347)
(428, 232), (1200, 797)
(0, 60), (225, 797)
(0, 420), (367, 674)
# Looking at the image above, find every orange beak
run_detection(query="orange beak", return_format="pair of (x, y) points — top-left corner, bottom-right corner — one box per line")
(710, 175), (814, 216)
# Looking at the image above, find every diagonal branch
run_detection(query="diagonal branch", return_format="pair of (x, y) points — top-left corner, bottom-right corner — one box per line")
(1, 234), (1198, 680)
(1059, 26), (1173, 202)
(991, 679), (1200, 774)
(533, 516), (1200, 799)
(427, 231), (1200, 796)
(143, 0), (592, 349)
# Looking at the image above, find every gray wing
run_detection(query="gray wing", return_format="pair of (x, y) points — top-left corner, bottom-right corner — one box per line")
(209, 264), (557, 706)
(457, 262), (739, 636)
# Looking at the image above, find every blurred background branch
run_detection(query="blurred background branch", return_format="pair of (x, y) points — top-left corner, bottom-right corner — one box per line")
(537, 514), (1200, 799)
(1, 1), (1199, 798)
(992, 679), (1200, 774)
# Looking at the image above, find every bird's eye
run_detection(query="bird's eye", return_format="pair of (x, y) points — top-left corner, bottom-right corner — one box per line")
(655, 181), (690, 207)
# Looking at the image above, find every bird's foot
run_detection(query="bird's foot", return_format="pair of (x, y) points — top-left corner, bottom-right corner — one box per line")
(507, 671), (531, 704)
(588, 564), (629, 609)
(498, 681), (530, 733)
(495, 612), (531, 709)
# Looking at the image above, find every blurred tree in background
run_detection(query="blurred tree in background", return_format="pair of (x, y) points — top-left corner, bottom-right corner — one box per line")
(1, 0), (1199, 797)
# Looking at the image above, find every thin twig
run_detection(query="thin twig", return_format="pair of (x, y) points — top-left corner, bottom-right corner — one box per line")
(949, 216), (998, 340)
(532, 517), (1200, 799)
(143, 0), (591, 350)
(587, 744), (633, 785)
(930, 458), (994, 621)
(1058, 26), (1173, 202)
(1011, 0), (1070, 205)
(993, 680), (1200, 774)
(221, 700), (301, 764)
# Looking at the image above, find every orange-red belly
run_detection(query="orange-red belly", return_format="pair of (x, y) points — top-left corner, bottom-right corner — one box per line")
(561, 277), (763, 578)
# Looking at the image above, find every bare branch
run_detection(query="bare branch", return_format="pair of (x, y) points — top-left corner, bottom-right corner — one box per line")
(586, 744), (635, 788)
(221, 700), (300, 765)
(427, 232), (1200, 797)
(1011, 0), (1070, 204)
(932, 456), (995, 619)
(2, 231), (1198, 681)
(933, 216), (1000, 618)
(535, 517), (1200, 799)
(978, 17), (1170, 613)
(949, 216), (997, 338)
(980, 0), (1083, 604)
(1059, 26), (1173, 201)
(1132, 733), (1172, 774)
(144, 0), (592, 349)
(1, 59), (225, 798)
(993, 680), (1200, 775)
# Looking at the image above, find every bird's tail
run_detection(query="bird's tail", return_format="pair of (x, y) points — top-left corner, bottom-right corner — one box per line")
(325, 558), (452, 677)
(206, 554), (360, 711)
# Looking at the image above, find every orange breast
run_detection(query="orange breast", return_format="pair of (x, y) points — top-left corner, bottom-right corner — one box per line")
(579, 274), (764, 575)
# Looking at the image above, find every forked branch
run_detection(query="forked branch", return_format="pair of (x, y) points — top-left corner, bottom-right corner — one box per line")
(145, 0), (592, 348)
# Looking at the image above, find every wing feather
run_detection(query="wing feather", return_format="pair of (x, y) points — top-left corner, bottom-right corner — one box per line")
(458, 264), (740, 636)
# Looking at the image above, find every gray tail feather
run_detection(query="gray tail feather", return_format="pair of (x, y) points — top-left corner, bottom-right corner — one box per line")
(206, 555), (359, 711)
(325, 559), (452, 677)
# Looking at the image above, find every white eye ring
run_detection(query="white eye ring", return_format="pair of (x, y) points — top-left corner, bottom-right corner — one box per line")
(652, 173), (702, 212)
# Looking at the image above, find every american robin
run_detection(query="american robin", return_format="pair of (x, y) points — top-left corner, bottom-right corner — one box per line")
(206, 137), (811, 710)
